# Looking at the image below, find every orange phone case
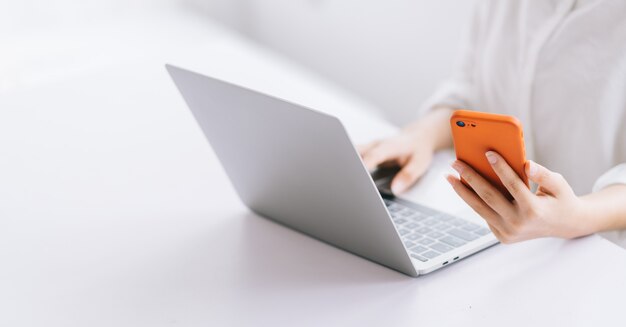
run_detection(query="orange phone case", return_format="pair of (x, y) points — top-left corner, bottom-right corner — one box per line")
(450, 110), (528, 200)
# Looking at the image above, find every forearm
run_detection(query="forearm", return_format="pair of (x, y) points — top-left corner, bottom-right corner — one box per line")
(402, 106), (454, 152)
(580, 185), (626, 233)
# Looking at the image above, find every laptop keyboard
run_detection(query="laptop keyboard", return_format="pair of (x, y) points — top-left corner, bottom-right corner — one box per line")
(383, 199), (491, 262)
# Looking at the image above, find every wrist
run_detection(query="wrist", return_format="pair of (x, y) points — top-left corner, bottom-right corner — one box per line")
(401, 122), (437, 153)
(572, 196), (602, 237)
(578, 185), (626, 234)
(401, 107), (454, 153)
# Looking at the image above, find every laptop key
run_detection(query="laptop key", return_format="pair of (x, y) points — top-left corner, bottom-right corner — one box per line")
(438, 214), (454, 222)
(405, 222), (419, 230)
(474, 227), (492, 236)
(410, 253), (428, 262)
(388, 204), (403, 212)
(399, 229), (411, 236)
(404, 240), (416, 248)
(448, 228), (479, 241)
(417, 238), (435, 245)
(430, 242), (453, 253)
(393, 218), (408, 225)
(406, 233), (422, 241)
(427, 231), (444, 239)
(410, 245), (428, 253)
(440, 235), (466, 247)
(416, 227), (432, 234)
(410, 215), (427, 222)
(422, 250), (441, 259)
(462, 223), (480, 231)
(400, 210), (414, 217)
(450, 218), (467, 226)
(423, 218), (439, 226)
(434, 223), (451, 231)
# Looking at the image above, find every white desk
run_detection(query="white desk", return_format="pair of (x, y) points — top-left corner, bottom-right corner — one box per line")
(2, 8), (626, 327)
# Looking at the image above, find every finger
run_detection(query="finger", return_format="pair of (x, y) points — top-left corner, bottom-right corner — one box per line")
(525, 160), (570, 196)
(446, 175), (505, 230)
(361, 145), (394, 171)
(451, 160), (515, 217)
(446, 178), (511, 242)
(485, 151), (533, 203)
(390, 155), (428, 194)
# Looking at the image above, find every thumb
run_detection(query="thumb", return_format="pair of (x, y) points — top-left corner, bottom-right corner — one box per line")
(525, 160), (567, 196)
(391, 157), (428, 194)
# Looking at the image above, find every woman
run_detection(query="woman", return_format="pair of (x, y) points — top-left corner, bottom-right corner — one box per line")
(359, 0), (626, 246)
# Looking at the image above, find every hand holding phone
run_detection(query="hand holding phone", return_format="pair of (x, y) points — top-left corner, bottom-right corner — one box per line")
(450, 110), (529, 200)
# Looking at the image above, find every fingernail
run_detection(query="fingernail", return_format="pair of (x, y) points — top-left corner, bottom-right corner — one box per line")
(391, 181), (405, 194)
(445, 174), (455, 184)
(528, 160), (538, 177)
(451, 161), (463, 174)
(485, 151), (497, 165)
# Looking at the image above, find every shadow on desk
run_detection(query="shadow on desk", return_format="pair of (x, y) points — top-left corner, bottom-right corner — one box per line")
(236, 212), (418, 288)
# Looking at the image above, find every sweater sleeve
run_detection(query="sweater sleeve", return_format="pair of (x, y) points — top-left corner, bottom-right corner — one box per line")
(595, 163), (626, 248)
(592, 163), (626, 192)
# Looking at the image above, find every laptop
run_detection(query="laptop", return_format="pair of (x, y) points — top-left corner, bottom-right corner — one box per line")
(166, 64), (498, 277)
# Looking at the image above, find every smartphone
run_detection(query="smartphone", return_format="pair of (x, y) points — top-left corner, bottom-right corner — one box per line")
(450, 110), (529, 200)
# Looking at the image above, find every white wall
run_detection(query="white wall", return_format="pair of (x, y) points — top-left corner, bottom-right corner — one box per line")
(183, 0), (250, 34)
(0, 0), (172, 33)
(192, 0), (474, 124)
(2, 0), (474, 124)
(0, 0), (181, 93)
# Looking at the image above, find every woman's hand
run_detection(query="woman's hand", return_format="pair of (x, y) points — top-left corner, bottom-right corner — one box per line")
(359, 131), (435, 194)
(446, 151), (594, 243)
(359, 107), (454, 194)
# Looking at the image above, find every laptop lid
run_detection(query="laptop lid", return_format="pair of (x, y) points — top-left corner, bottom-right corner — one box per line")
(166, 64), (416, 276)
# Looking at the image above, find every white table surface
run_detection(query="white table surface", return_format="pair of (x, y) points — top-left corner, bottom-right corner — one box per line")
(2, 8), (626, 327)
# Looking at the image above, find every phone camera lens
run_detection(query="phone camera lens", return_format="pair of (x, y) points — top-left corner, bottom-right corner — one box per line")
(456, 121), (466, 127)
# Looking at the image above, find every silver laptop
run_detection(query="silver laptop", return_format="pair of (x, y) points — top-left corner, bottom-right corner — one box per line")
(166, 64), (498, 277)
